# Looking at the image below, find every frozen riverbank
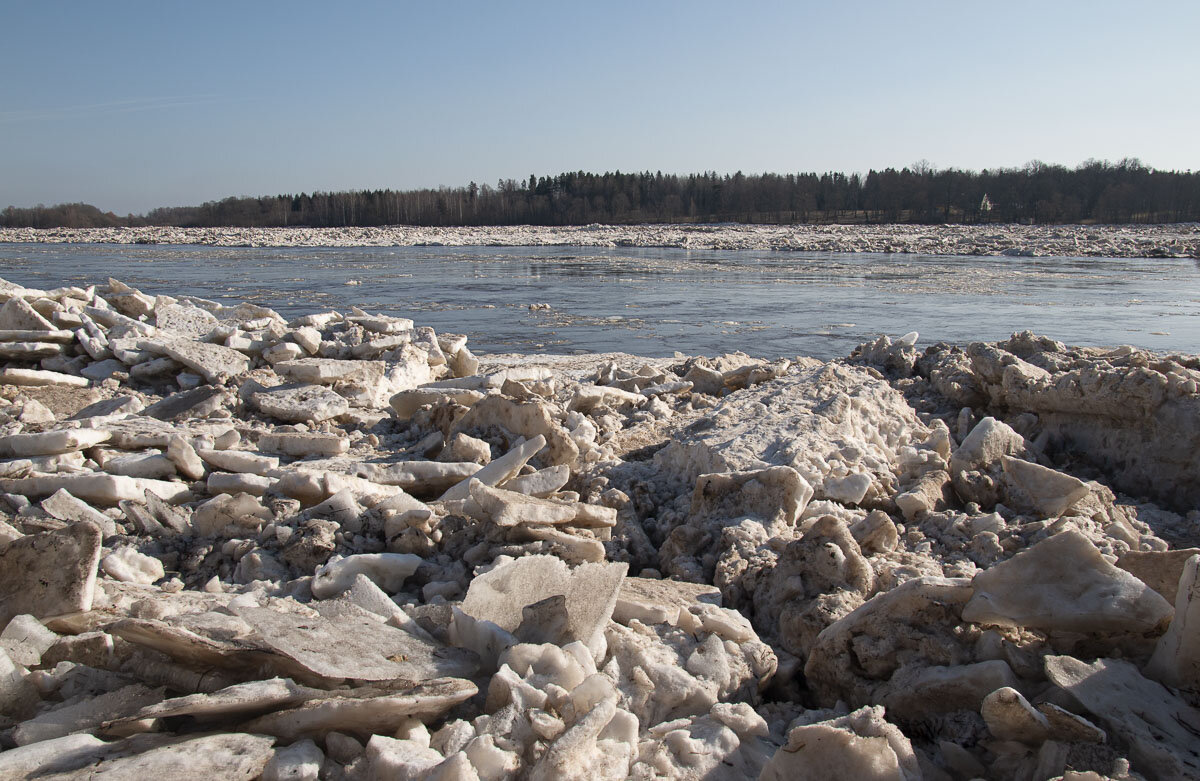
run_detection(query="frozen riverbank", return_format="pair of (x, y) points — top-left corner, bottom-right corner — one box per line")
(3, 222), (1199, 258)
(0, 276), (1198, 778)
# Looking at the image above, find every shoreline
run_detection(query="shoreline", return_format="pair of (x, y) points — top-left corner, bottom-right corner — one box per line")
(1, 222), (1198, 258)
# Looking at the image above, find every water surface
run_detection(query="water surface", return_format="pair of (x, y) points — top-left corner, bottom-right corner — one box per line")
(1, 243), (1198, 359)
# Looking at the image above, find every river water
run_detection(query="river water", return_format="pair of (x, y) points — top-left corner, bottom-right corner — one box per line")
(1, 242), (1198, 359)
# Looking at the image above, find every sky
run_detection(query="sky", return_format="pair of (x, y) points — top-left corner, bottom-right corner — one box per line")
(2, 0), (1197, 215)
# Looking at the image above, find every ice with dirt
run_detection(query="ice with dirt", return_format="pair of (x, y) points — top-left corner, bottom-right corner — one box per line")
(0, 274), (1195, 780)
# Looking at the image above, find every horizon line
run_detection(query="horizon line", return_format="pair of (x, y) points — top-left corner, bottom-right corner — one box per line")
(5, 157), (1193, 216)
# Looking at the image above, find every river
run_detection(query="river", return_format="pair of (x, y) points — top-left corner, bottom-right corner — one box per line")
(1, 242), (1198, 359)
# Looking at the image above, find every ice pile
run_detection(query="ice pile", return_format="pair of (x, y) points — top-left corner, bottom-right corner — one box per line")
(0, 275), (1197, 779)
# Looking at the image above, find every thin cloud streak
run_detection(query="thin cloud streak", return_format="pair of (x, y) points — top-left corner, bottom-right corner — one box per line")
(0, 95), (225, 124)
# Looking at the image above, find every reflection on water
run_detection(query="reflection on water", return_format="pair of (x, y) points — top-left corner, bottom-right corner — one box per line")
(0, 243), (1198, 359)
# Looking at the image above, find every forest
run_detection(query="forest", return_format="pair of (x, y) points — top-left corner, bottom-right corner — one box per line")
(4, 159), (1199, 229)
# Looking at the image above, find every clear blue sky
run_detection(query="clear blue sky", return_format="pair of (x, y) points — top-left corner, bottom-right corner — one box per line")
(2, 0), (1197, 215)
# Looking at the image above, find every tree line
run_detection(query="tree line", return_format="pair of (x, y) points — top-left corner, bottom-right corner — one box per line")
(5, 159), (1199, 229)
